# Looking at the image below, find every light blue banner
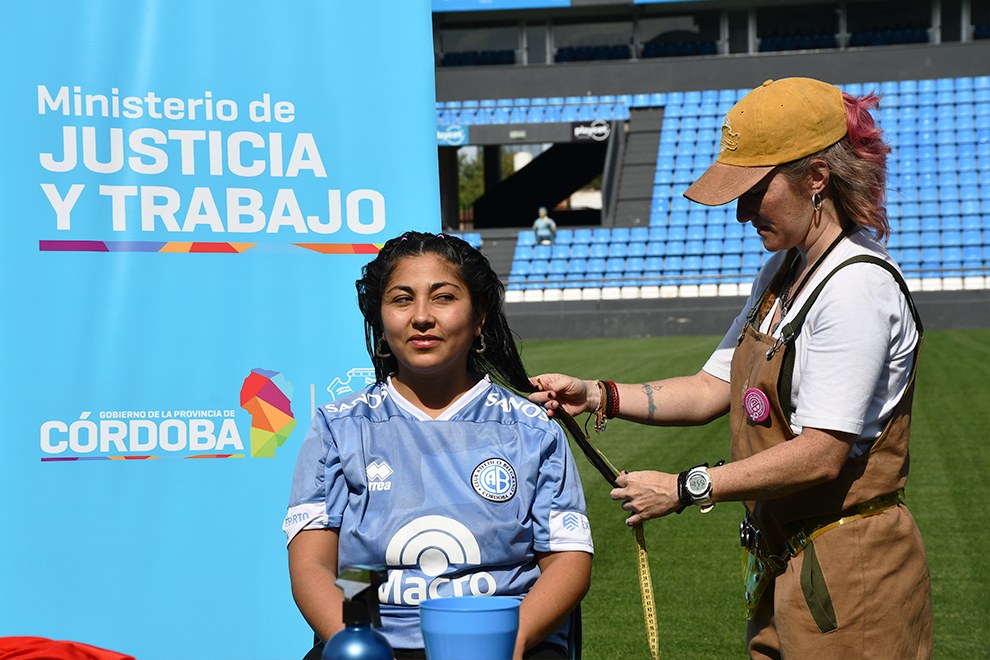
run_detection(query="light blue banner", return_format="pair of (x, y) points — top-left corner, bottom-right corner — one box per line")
(0, 2), (439, 659)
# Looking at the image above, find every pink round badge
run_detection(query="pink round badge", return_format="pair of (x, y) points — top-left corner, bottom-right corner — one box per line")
(743, 387), (770, 423)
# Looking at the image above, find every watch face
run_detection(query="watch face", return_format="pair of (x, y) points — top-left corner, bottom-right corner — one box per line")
(686, 471), (710, 496)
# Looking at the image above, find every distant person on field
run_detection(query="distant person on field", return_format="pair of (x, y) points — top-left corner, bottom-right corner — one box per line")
(532, 207), (557, 245)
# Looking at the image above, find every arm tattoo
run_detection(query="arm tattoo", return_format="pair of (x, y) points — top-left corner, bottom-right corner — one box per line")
(642, 383), (661, 420)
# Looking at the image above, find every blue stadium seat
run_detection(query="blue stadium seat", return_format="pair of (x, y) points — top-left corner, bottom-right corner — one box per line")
(962, 246), (983, 269)
(666, 240), (686, 257)
(664, 255), (684, 272)
(608, 243), (628, 257)
(510, 260), (531, 276)
(627, 242), (647, 257)
(900, 231), (922, 248)
(630, 227), (650, 243)
(612, 227), (631, 242)
(941, 230), (962, 247)
(897, 248), (922, 268)
(704, 238), (724, 254)
(533, 244), (552, 260)
(626, 257), (646, 272)
(590, 243), (609, 258)
(587, 258), (607, 273)
(723, 238), (744, 255)
(549, 258), (569, 274)
(571, 243), (590, 258)
(742, 253), (762, 272)
(683, 255), (703, 271)
(646, 241), (666, 257)
(961, 230), (982, 246)
(959, 186), (979, 201)
(591, 228), (611, 243)
(701, 254), (721, 271)
(942, 215), (962, 231)
(649, 226), (668, 242)
(920, 247), (941, 267)
(687, 225), (706, 241)
(721, 253), (742, 270)
(685, 240), (705, 255)
(606, 257), (626, 272)
(706, 224), (726, 240)
(529, 257), (550, 274)
(551, 245), (570, 259)
(573, 228), (593, 244)
(514, 245), (534, 260)
(568, 257), (588, 274)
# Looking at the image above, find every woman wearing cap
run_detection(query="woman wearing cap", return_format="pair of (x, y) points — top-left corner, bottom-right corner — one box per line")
(529, 78), (932, 658)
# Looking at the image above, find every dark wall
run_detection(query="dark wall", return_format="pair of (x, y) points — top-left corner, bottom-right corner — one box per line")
(437, 41), (990, 101)
(506, 290), (990, 341)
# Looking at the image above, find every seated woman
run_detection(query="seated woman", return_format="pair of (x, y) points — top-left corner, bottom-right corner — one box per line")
(284, 231), (593, 660)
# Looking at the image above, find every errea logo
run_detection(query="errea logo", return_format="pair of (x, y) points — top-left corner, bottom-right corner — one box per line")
(367, 460), (393, 491)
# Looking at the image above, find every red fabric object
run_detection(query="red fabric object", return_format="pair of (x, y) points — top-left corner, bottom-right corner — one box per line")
(0, 637), (136, 660)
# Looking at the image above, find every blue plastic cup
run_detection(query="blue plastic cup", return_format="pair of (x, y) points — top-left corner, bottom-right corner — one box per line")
(419, 596), (520, 660)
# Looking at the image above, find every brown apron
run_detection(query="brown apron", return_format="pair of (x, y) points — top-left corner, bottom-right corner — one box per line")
(730, 253), (933, 659)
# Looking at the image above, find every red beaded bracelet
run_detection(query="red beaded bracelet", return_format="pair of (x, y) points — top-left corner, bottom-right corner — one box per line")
(604, 380), (620, 419)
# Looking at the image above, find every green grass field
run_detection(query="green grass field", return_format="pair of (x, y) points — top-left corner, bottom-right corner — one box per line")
(519, 329), (990, 659)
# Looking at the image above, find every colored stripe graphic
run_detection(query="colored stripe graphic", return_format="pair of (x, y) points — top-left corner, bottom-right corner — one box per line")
(296, 243), (383, 254)
(40, 455), (159, 461)
(39, 241), (380, 254)
(39, 240), (109, 252)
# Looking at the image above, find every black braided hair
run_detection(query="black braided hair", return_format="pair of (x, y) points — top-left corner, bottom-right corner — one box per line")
(355, 231), (605, 476)
(357, 231), (529, 389)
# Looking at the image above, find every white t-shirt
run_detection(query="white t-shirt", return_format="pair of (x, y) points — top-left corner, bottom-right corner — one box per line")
(703, 230), (919, 457)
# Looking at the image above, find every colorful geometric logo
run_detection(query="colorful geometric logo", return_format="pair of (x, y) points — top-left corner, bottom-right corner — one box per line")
(239, 368), (296, 458)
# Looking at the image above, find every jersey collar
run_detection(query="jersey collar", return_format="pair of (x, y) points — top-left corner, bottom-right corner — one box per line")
(385, 374), (491, 421)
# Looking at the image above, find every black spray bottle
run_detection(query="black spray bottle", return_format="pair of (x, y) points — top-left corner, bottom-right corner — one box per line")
(322, 566), (393, 660)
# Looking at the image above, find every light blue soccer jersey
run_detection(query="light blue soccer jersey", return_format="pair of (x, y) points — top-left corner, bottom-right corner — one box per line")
(284, 375), (593, 650)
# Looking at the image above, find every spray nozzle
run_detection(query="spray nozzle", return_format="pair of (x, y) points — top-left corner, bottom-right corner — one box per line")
(337, 565), (388, 628)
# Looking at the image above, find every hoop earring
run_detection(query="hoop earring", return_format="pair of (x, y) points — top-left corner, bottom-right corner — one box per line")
(812, 192), (823, 212)
(375, 335), (392, 359)
(473, 333), (487, 354)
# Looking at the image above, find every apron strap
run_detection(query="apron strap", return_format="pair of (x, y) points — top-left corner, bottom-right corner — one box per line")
(777, 255), (924, 418)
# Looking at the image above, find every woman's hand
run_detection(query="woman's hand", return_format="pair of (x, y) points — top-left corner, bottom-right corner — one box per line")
(611, 470), (681, 525)
(528, 374), (596, 417)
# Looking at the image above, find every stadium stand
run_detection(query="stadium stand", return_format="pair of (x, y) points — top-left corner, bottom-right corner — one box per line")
(441, 76), (990, 302)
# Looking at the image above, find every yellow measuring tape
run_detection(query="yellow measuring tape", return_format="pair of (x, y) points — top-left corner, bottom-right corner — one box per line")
(558, 412), (661, 660)
(635, 523), (660, 660)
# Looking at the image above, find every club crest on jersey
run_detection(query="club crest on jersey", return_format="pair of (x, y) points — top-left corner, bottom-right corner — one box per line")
(472, 458), (516, 502)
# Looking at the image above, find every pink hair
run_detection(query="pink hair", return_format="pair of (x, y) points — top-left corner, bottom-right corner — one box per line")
(780, 91), (892, 242)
